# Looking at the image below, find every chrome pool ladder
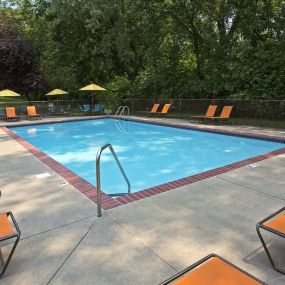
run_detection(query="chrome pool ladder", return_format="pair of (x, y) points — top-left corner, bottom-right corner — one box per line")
(96, 143), (131, 217)
(115, 105), (130, 117)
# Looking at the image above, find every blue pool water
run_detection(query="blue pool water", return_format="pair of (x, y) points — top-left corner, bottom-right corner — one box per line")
(11, 119), (284, 195)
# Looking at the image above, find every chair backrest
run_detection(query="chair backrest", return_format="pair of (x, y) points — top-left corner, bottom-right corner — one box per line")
(161, 104), (171, 114)
(83, 104), (90, 112)
(219, 106), (233, 119)
(160, 256), (264, 284)
(6, 107), (16, 117)
(65, 105), (71, 112)
(48, 103), (54, 111)
(0, 108), (5, 116)
(205, 105), (217, 118)
(150, 104), (160, 113)
(0, 213), (14, 238)
(94, 104), (101, 112)
(27, 106), (37, 116)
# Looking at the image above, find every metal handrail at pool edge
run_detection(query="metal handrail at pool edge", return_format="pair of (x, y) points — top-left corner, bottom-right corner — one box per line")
(96, 143), (131, 217)
(115, 105), (130, 117)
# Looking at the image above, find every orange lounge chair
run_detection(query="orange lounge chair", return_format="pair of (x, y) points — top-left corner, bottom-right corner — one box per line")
(0, 190), (21, 278)
(155, 103), (171, 114)
(160, 104), (171, 114)
(5, 107), (20, 121)
(207, 105), (233, 123)
(150, 104), (160, 113)
(160, 254), (265, 285)
(192, 105), (217, 120)
(138, 104), (160, 114)
(27, 106), (40, 120)
(0, 212), (21, 277)
(256, 207), (285, 274)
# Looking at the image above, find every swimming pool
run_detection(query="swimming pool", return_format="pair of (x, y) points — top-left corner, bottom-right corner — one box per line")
(11, 118), (284, 196)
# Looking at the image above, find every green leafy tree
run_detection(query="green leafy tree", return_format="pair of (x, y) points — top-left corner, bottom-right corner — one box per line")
(0, 9), (45, 98)
(2, 0), (285, 99)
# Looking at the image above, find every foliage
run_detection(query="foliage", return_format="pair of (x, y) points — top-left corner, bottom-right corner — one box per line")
(1, 0), (285, 99)
(103, 75), (132, 108)
(0, 10), (46, 99)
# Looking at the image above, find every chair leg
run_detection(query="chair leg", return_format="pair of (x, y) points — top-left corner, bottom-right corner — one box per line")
(0, 234), (20, 278)
(0, 248), (4, 266)
(256, 223), (285, 274)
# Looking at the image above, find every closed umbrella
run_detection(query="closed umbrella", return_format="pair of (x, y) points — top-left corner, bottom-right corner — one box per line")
(79, 83), (106, 113)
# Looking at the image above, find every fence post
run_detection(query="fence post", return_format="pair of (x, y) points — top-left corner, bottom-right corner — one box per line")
(259, 100), (262, 126)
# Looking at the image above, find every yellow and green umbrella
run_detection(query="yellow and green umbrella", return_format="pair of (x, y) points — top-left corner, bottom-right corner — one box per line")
(79, 83), (106, 92)
(0, 89), (21, 97)
(79, 83), (106, 112)
(46, 89), (68, 105)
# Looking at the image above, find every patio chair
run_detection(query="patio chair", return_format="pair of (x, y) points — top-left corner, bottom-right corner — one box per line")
(256, 207), (285, 274)
(0, 108), (6, 121)
(79, 104), (91, 113)
(27, 106), (40, 120)
(0, 191), (21, 278)
(160, 254), (265, 285)
(5, 107), (20, 122)
(191, 105), (217, 121)
(150, 104), (160, 113)
(138, 104), (160, 115)
(207, 105), (233, 123)
(63, 105), (71, 114)
(93, 104), (102, 114)
(156, 104), (171, 114)
(48, 103), (56, 115)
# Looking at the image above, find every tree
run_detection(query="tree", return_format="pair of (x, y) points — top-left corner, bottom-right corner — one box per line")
(2, 0), (285, 100)
(0, 10), (46, 98)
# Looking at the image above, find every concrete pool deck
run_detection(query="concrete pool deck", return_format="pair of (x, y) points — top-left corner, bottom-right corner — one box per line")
(0, 116), (285, 284)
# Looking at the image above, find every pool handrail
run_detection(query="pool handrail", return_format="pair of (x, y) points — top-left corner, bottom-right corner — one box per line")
(115, 105), (130, 117)
(96, 143), (131, 217)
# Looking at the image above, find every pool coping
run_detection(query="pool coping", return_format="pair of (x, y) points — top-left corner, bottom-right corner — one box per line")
(2, 116), (285, 210)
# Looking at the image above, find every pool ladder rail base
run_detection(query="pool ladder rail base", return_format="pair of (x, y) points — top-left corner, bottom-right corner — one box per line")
(96, 143), (131, 217)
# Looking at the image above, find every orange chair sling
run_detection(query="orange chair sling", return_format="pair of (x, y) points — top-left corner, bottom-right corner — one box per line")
(210, 106), (233, 120)
(219, 106), (233, 119)
(27, 106), (39, 116)
(205, 105), (217, 117)
(193, 105), (217, 118)
(264, 213), (285, 235)
(0, 213), (14, 238)
(161, 104), (171, 114)
(6, 107), (17, 118)
(151, 104), (160, 113)
(171, 257), (262, 285)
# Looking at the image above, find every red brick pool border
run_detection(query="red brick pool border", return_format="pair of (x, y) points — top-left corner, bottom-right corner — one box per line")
(2, 118), (285, 210)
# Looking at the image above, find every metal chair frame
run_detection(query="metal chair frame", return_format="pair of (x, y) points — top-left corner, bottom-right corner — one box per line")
(160, 253), (266, 285)
(256, 207), (285, 275)
(0, 212), (21, 278)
